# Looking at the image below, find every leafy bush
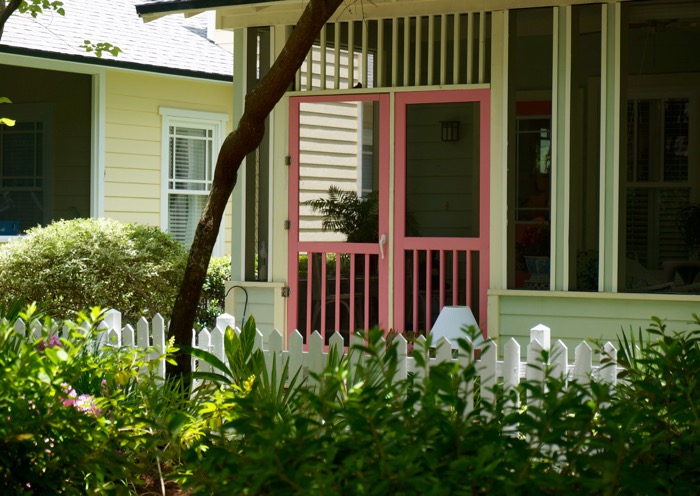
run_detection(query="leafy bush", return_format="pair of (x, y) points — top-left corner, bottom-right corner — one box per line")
(182, 317), (700, 495)
(196, 256), (232, 330)
(2, 308), (699, 494)
(0, 305), (230, 494)
(0, 218), (186, 322)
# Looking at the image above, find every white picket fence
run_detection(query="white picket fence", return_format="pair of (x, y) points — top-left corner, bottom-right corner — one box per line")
(11, 309), (619, 408)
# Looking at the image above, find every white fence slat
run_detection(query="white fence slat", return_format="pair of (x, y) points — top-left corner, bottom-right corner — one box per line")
(600, 342), (617, 385)
(434, 336), (452, 363)
(530, 323), (551, 351)
(210, 325), (225, 367)
(479, 339), (497, 407)
(458, 336), (474, 415)
(503, 338), (521, 412)
(268, 329), (284, 384)
(348, 332), (364, 386)
(216, 313), (235, 332)
(412, 335), (428, 383)
(30, 320), (43, 340)
(288, 330), (304, 385)
(551, 339), (568, 380)
(14, 318), (26, 337)
(394, 334), (408, 383)
(197, 330), (212, 374)
(253, 328), (264, 353)
(574, 341), (593, 384)
(61, 323), (71, 339)
(136, 317), (150, 351)
(526, 338), (546, 410)
(307, 331), (324, 390)
(328, 331), (344, 359)
(103, 309), (122, 337)
(152, 314), (166, 378)
(122, 324), (135, 348)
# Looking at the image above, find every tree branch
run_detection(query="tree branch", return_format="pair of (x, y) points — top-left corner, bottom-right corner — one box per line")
(0, 0), (22, 40)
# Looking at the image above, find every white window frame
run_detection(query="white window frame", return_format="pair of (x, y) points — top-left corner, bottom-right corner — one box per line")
(159, 107), (228, 255)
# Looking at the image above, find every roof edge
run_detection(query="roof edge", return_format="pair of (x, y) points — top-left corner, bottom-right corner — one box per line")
(0, 45), (233, 82)
(136, 0), (277, 17)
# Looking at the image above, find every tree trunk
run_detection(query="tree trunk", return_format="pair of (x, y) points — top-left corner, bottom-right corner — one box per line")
(167, 0), (346, 381)
(0, 0), (23, 40)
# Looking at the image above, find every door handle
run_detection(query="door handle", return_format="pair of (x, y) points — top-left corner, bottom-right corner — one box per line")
(379, 234), (387, 259)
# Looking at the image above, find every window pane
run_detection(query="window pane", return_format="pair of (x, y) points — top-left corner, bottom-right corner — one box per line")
(405, 101), (480, 238)
(170, 131), (211, 191)
(168, 193), (207, 249)
(297, 100), (379, 243)
(569, 4), (601, 291)
(507, 7), (554, 290)
(621, 0), (699, 294)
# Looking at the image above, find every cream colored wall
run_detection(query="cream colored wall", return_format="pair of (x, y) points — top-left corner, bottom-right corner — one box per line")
(491, 290), (700, 359)
(103, 70), (234, 254)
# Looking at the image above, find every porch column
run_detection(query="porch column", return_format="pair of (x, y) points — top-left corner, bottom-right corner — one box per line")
(599, 3), (623, 292)
(551, 6), (572, 291)
(487, 9), (508, 339)
(231, 27), (249, 281)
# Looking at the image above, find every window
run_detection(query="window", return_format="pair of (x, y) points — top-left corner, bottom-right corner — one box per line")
(159, 108), (228, 253)
(623, 97), (692, 291)
(0, 120), (48, 234)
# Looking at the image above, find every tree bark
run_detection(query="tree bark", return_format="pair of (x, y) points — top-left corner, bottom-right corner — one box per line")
(0, 0), (22, 40)
(167, 0), (346, 380)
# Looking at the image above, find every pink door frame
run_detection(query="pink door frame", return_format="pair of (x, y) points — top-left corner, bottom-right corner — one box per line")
(287, 94), (391, 341)
(392, 89), (491, 333)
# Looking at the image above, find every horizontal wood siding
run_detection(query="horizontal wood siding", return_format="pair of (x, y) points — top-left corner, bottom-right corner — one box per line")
(493, 291), (700, 359)
(104, 70), (234, 254)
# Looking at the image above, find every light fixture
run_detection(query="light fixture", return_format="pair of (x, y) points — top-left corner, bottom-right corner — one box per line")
(430, 305), (482, 350)
(441, 120), (460, 142)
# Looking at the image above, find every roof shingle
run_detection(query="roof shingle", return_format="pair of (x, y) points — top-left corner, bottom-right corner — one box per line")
(0, 0), (233, 80)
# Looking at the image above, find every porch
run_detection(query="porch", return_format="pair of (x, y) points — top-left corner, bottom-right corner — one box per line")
(0, 64), (92, 238)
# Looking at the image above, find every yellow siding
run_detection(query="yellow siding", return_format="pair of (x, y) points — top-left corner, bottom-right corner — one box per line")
(104, 70), (234, 255)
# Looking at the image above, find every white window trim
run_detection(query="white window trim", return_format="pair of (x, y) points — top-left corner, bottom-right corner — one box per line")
(159, 107), (229, 256)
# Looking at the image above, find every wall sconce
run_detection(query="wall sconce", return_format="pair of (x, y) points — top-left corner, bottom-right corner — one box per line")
(441, 120), (460, 142)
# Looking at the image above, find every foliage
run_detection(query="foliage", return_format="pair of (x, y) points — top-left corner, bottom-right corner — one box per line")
(305, 185), (380, 243)
(80, 40), (121, 58)
(675, 203), (700, 259)
(195, 256), (232, 330)
(2, 305), (699, 494)
(0, 218), (187, 322)
(0, 304), (242, 494)
(0, 96), (15, 127)
(16, 0), (65, 18)
(182, 318), (700, 496)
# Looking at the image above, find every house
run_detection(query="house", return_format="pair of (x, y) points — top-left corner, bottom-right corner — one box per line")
(137, 0), (700, 351)
(0, 0), (235, 255)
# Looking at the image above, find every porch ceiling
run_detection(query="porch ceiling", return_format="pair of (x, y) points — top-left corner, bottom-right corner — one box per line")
(138, 0), (632, 27)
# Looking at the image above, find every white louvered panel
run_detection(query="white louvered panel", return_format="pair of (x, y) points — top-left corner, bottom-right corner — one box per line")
(168, 193), (207, 249)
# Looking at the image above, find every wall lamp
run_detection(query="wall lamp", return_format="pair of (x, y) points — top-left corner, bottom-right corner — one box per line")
(441, 120), (460, 142)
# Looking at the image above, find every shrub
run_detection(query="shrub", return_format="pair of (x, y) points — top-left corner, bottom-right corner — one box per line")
(0, 305), (224, 494)
(0, 218), (186, 322)
(182, 317), (700, 495)
(196, 256), (232, 330)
